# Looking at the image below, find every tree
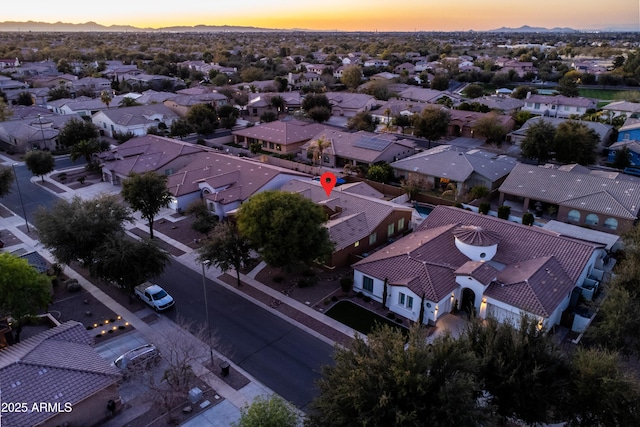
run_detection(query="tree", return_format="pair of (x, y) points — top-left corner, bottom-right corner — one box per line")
(260, 111), (278, 122)
(270, 95), (285, 115)
(511, 86), (536, 99)
(430, 74), (450, 90)
(340, 65), (363, 90)
(366, 162), (393, 183)
(473, 114), (507, 145)
(24, 150), (55, 182)
(554, 121), (599, 165)
(412, 106), (450, 144)
(186, 103), (218, 135)
(0, 253), (51, 342)
(57, 118), (99, 148)
(16, 91), (34, 106)
(34, 194), (132, 266)
(186, 199), (218, 237)
(198, 221), (252, 287)
(0, 166), (13, 198)
(119, 97), (141, 108)
(70, 138), (104, 167)
(307, 325), (486, 427)
(393, 113), (411, 134)
(0, 97), (12, 121)
(465, 316), (569, 424)
(562, 347), (640, 427)
(90, 235), (169, 294)
(557, 74), (580, 97)
(520, 119), (556, 164)
(218, 104), (239, 129)
(613, 146), (632, 170)
(121, 171), (173, 239)
(170, 118), (193, 139)
(307, 135), (332, 167)
(401, 174), (430, 201)
(47, 86), (71, 101)
(233, 395), (299, 427)
(236, 191), (334, 271)
(100, 90), (113, 109)
(346, 111), (376, 131)
(302, 94), (332, 123)
(468, 185), (489, 201)
(463, 83), (484, 99)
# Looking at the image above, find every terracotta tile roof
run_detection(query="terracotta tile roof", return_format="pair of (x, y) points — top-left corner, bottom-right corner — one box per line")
(499, 163), (640, 219)
(354, 206), (600, 315)
(525, 94), (596, 108)
(452, 225), (501, 246)
(0, 321), (120, 427)
(282, 179), (413, 251)
(232, 120), (332, 145)
(167, 153), (309, 203)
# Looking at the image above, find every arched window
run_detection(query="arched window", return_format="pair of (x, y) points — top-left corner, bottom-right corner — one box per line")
(567, 210), (581, 223)
(604, 218), (618, 230)
(585, 213), (599, 226)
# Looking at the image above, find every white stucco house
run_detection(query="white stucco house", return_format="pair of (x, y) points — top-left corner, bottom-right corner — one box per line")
(352, 206), (605, 330)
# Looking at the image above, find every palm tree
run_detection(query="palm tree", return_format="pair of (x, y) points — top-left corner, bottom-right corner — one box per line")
(100, 90), (112, 109)
(308, 136), (332, 167)
(440, 182), (458, 201)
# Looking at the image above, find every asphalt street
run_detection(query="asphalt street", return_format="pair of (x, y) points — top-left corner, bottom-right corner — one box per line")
(2, 157), (336, 410)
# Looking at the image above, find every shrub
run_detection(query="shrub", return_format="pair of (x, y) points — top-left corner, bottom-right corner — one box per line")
(340, 277), (353, 292)
(363, 295), (371, 303)
(77, 176), (85, 185)
(386, 312), (396, 320)
(479, 202), (490, 215)
(301, 269), (316, 277)
(324, 298), (331, 305)
(522, 212), (535, 226)
(331, 295), (338, 302)
(66, 279), (82, 292)
(395, 318), (403, 324)
(58, 172), (67, 181)
(356, 291), (364, 299)
(298, 278), (312, 288)
(454, 202), (464, 209)
(497, 205), (511, 220)
(272, 275), (284, 283)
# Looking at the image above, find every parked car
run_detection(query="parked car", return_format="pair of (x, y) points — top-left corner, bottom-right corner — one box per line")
(112, 344), (161, 375)
(134, 282), (175, 311)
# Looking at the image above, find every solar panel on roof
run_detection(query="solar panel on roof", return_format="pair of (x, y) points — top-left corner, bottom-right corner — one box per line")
(353, 135), (393, 151)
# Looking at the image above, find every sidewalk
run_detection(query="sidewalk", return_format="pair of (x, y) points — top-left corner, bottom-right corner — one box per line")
(0, 161), (356, 425)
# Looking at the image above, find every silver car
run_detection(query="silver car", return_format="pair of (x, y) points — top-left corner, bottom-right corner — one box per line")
(113, 344), (161, 374)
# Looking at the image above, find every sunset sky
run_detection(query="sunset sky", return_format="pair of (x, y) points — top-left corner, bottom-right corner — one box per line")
(5, 0), (639, 31)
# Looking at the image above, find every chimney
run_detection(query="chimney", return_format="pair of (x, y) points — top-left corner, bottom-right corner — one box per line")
(526, 91), (531, 99)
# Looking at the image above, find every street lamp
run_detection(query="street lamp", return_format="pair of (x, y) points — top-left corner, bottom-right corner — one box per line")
(201, 259), (214, 368)
(37, 114), (46, 150)
(11, 163), (30, 233)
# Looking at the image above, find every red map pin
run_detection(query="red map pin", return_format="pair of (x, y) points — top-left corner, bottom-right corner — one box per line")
(320, 172), (337, 197)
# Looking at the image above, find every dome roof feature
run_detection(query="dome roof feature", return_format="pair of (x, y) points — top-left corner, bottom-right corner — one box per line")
(452, 225), (501, 246)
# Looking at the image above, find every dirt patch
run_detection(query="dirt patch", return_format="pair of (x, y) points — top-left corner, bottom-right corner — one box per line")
(50, 169), (101, 187)
(154, 215), (206, 250)
(36, 179), (66, 193)
(0, 229), (22, 248)
(129, 227), (186, 256)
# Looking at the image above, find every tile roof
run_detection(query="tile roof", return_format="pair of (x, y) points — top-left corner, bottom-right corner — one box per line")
(232, 120), (332, 146)
(452, 225), (501, 246)
(354, 206), (600, 314)
(499, 163), (640, 219)
(0, 321), (120, 427)
(509, 117), (613, 141)
(167, 152), (308, 203)
(525, 94), (596, 108)
(282, 179), (413, 251)
(391, 145), (516, 183)
(96, 104), (179, 126)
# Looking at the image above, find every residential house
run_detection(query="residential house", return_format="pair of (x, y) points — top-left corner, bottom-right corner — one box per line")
(475, 96), (524, 115)
(607, 139), (640, 165)
(71, 77), (112, 96)
(353, 205), (604, 328)
(447, 110), (516, 139)
(232, 119), (333, 155)
(325, 92), (377, 117)
(499, 60), (536, 78)
(617, 117), (640, 142)
(363, 59), (390, 68)
(0, 321), (122, 427)
(0, 114), (77, 152)
(98, 135), (204, 185)
(92, 104), (180, 138)
(601, 100), (640, 119)
(30, 74), (77, 89)
(0, 75), (27, 90)
(371, 99), (424, 124)
(123, 73), (179, 91)
(163, 93), (229, 117)
(282, 179), (415, 267)
(498, 162), (640, 234)
(246, 92), (302, 117)
(394, 62), (416, 74)
(301, 129), (416, 168)
(0, 57), (20, 69)
(391, 145), (517, 195)
(508, 116), (614, 149)
(166, 152), (309, 217)
(48, 95), (125, 117)
(287, 72), (322, 90)
(522, 93), (596, 118)
(135, 90), (178, 106)
(397, 87), (462, 105)
(370, 72), (400, 81)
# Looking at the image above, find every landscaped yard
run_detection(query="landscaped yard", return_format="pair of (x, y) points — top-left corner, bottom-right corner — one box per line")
(578, 88), (640, 100)
(325, 300), (407, 336)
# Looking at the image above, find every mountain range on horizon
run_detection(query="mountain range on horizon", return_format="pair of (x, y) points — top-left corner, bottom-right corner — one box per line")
(0, 21), (636, 33)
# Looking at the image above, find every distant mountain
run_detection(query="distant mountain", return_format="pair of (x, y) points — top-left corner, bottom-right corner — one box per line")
(489, 25), (579, 33)
(0, 21), (290, 32)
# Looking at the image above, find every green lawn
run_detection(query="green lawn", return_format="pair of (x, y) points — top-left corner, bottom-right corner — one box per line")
(326, 300), (408, 336)
(579, 88), (640, 100)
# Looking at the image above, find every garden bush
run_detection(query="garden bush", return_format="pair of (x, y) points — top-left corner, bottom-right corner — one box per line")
(479, 202), (490, 215)
(363, 295), (371, 303)
(66, 279), (82, 292)
(340, 277), (353, 292)
(522, 212), (534, 226)
(356, 291), (364, 299)
(272, 275), (284, 283)
(497, 205), (511, 220)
